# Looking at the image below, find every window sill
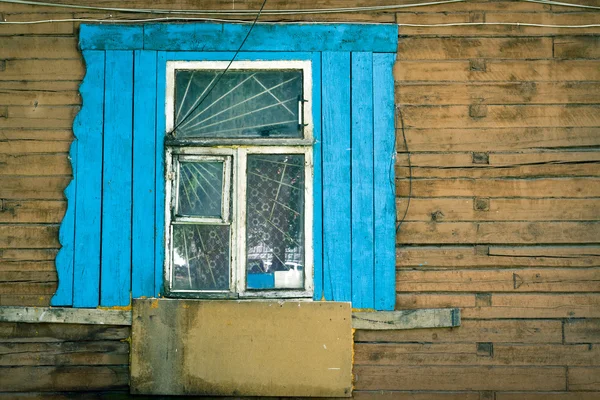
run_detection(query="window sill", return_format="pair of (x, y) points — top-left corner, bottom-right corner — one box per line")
(0, 304), (460, 330)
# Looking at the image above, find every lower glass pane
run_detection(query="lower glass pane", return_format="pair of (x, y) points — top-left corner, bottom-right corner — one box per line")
(246, 154), (305, 290)
(171, 224), (230, 291)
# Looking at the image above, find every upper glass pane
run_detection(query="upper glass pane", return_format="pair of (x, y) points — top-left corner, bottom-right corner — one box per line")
(177, 160), (224, 219)
(174, 70), (303, 139)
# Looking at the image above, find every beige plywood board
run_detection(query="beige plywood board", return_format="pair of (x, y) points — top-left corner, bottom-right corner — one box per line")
(130, 299), (352, 397)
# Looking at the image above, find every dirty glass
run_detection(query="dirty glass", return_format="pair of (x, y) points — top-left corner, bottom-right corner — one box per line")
(177, 160), (224, 218)
(171, 225), (230, 291)
(174, 70), (303, 138)
(245, 154), (305, 290)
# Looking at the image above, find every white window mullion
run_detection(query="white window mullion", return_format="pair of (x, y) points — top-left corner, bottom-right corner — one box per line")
(235, 147), (248, 294)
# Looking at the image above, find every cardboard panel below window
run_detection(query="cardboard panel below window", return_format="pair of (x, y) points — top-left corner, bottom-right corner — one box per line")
(130, 298), (352, 397)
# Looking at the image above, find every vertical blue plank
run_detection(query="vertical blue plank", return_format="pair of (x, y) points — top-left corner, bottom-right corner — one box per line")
(321, 52), (352, 302)
(373, 53), (397, 311)
(311, 52), (323, 301)
(73, 51), (105, 307)
(51, 144), (76, 306)
(351, 52), (375, 309)
(155, 51), (167, 297)
(101, 50), (134, 307)
(132, 50), (157, 298)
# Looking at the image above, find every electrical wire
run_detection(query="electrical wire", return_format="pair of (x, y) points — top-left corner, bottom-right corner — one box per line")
(0, 0), (467, 15)
(399, 22), (600, 28)
(395, 107), (411, 234)
(521, 0), (600, 10)
(167, 0), (268, 136)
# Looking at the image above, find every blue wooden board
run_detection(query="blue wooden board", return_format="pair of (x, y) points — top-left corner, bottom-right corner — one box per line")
(154, 51), (167, 296)
(142, 23), (398, 53)
(132, 50), (157, 299)
(100, 51), (134, 307)
(321, 52), (352, 302)
(80, 25), (143, 50)
(73, 51), (105, 307)
(373, 53), (397, 311)
(310, 52), (324, 301)
(351, 52), (375, 309)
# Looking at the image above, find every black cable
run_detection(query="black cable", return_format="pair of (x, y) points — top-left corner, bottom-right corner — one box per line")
(396, 106), (412, 233)
(167, 0), (268, 136)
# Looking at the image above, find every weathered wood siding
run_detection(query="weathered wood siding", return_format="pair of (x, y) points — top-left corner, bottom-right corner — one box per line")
(0, 0), (598, 398)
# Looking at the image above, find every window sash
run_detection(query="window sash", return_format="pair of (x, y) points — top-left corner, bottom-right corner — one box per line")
(164, 146), (313, 299)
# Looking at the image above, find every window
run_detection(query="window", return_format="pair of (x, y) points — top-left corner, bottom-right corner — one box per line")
(164, 61), (313, 298)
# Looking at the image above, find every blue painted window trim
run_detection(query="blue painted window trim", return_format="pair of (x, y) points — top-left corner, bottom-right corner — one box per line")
(52, 23), (397, 310)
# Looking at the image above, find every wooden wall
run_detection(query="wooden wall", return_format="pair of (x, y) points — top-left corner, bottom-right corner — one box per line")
(0, 0), (598, 398)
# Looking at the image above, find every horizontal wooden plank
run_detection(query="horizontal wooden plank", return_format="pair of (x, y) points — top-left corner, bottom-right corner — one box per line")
(355, 343), (600, 366)
(397, 198), (600, 222)
(397, 269), (600, 292)
(0, 176), (70, 200)
(0, 365), (129, 392)
(497, 392), (600, 400)
(400, 127), (600, 152)
(0, 249), (57, 261)
(0, 282), (57, 295)
(564, 319), (600, 343)
(0, 294), (52, 306)
(398, 37), (553, 60)
(0, 261), (55, 272)
(555, 36), (600, 59)
(396, 152), (600, 178)
(0, 307), (132, 325)
(0, 130), (73, 141)
(0, 90), (80, 107)
(397, 246), (600, 268)
(402, 105), (600, 129)
(0, 200), (65, 223)
(462, 294), (600, 319)
(0, 141), (71, 154)
(0, 271), (56, 283)
(0, 341), (129, 366)
(0, 13), (73, 35)
(396, 178), (600, 198)
(398, 82), (600, 105)
(0, 59), (82, 83)
(568, 367), (600, 391)
(396, 293), (476, 310)
(397, 222), (600, 244)
(0, 36), (78, 59)
(394, 60), (600, 82)
(0, 321), (129, 342)
(355, 319), (563, 344)
(0, 225), (58, 248)
(352, 308), (459, 330)
(397, 12), (600, 36)
(0, 106), (78, 129)
(0, 153), (70, 176)
(354, 392), (481, 400)
(354, 365), (566, 390)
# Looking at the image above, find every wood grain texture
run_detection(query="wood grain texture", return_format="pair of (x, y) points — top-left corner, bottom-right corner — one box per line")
(564, 319), (600, 344)
(99, 51), (133, 307)
(322, 51), (352, 302)
(354, 365), (566, 391)
(351, 52), (375, 309)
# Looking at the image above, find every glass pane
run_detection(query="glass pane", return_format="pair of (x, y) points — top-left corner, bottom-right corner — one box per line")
(246, 154), (305, 290)
(174, 70), (303, 139)
(172, 225), (230, 291)
(177, 161), (224, 218)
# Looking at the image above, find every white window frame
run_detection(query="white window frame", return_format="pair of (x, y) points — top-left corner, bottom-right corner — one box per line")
(164, 60), (314, 299)
(165, 60), (313, 146)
